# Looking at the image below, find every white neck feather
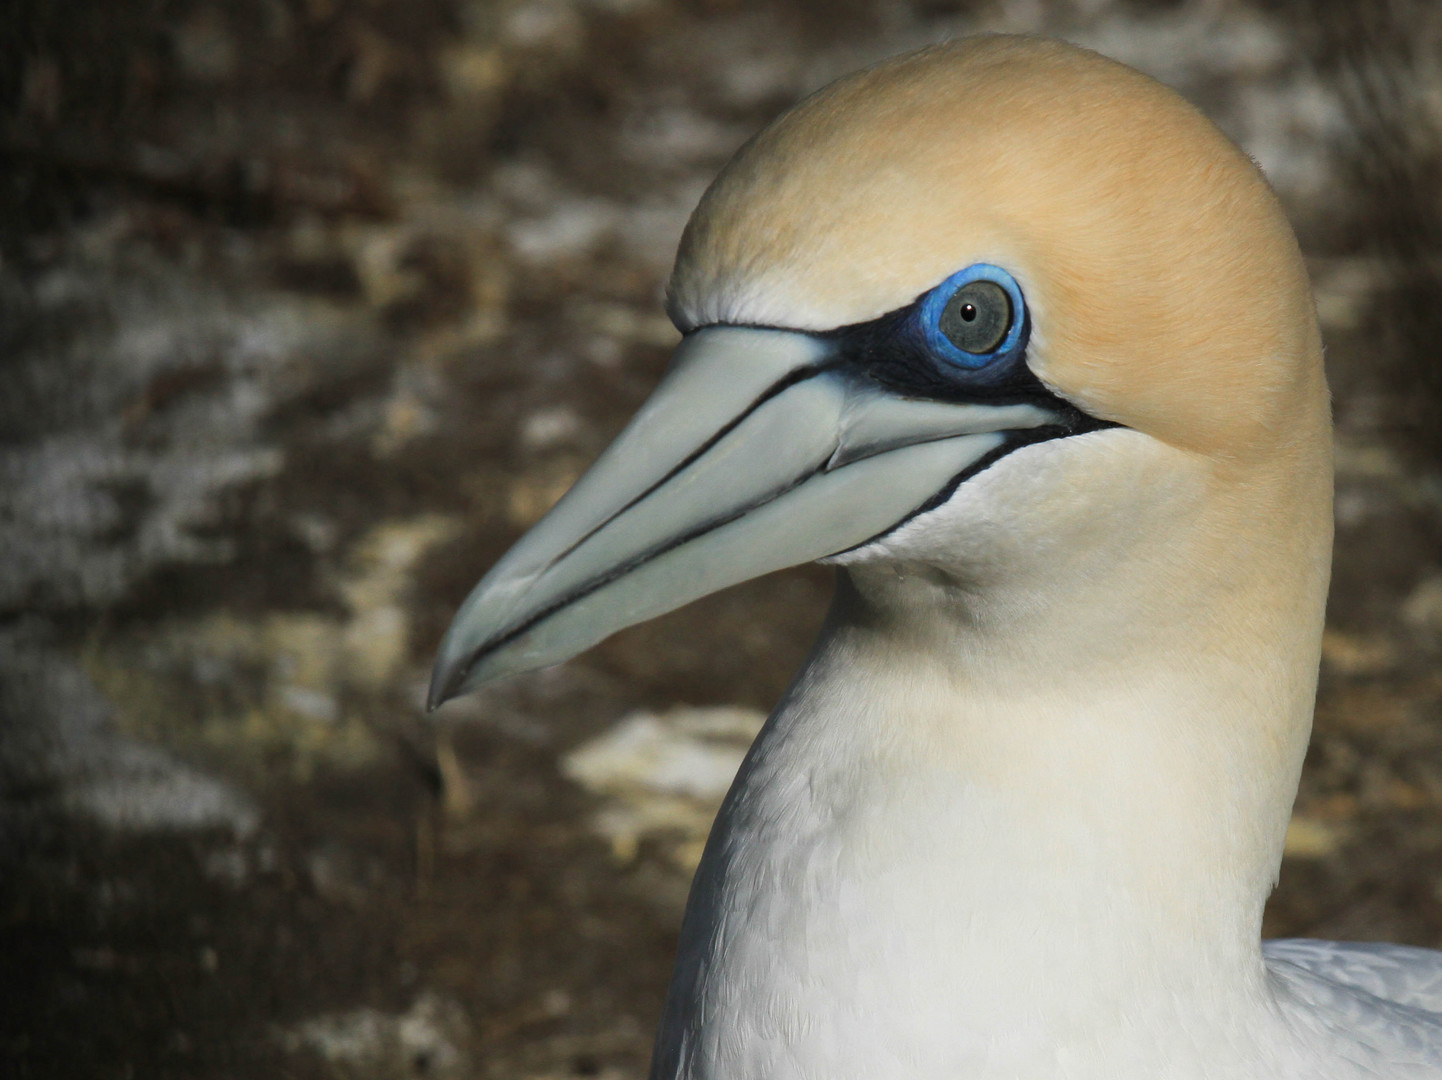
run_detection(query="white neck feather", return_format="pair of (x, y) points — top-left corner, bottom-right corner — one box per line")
(653, 434), (1333, 1080)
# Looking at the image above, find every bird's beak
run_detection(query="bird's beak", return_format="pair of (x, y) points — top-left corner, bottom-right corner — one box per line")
(429, 325), (1063, 706)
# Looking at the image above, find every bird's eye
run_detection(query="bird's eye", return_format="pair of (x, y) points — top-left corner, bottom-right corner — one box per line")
(939, 280), (1011, 354)
(918, 264), (1027, 372)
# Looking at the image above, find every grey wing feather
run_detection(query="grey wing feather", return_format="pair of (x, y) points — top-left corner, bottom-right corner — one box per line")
(1265, 938), (1442, 1016)
(1265, 940), (1442, 1074)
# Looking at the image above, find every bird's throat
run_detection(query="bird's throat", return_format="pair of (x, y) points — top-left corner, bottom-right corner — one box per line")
(653, 491), (1329, 1078)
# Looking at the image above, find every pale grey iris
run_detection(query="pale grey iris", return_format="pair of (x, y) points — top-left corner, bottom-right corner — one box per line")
(939, 279), (1012, 354)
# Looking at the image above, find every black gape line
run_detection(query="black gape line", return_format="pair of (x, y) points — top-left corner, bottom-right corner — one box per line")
(830, 419), (1105, 558)
(446, 288), (1117, 691)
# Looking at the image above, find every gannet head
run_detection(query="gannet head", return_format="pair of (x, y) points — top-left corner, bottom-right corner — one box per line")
(429, 34), (1331, 707)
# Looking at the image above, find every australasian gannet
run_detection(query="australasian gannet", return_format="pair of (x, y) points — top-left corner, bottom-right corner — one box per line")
(430, 34), (1442, 1080)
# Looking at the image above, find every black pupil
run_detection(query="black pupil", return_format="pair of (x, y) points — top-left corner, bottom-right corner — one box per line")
(938, 280), (1012, 354)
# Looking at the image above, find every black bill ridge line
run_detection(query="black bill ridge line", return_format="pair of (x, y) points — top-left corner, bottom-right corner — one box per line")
(541, 357), (843, 573)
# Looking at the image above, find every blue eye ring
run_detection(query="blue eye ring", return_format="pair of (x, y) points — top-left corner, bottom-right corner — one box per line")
(918, 263), (1027, 370)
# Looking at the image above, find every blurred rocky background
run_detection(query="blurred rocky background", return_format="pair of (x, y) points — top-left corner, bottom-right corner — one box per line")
(2, 0), (1441, 1076)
